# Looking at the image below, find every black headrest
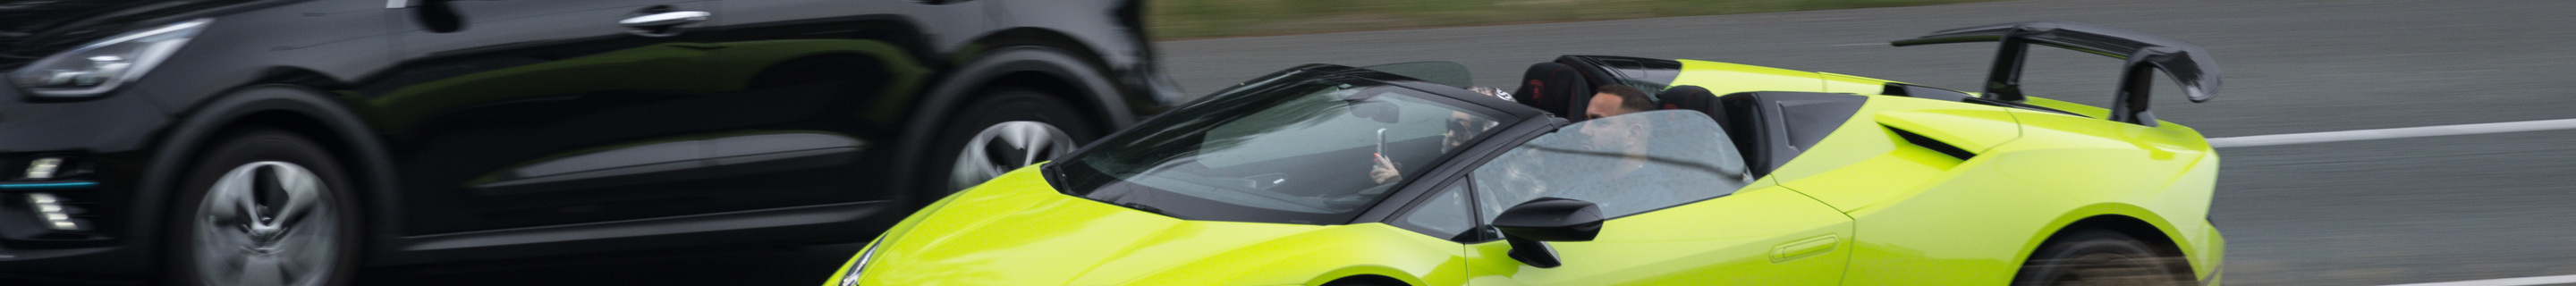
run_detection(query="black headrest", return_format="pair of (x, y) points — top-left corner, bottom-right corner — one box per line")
(1513, 63), (1591, 118)
(1656, 85), (1722, 125)
(1551, 56), (1627, 121)
(1553, 55), (1621, 88)
(1666, 86), (1759, 173)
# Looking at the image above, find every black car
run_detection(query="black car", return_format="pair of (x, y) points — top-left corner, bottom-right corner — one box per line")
(0, 0), (1176, 284)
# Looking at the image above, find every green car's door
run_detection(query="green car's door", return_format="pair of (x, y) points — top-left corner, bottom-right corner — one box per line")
(1459, 111), (1854, 285)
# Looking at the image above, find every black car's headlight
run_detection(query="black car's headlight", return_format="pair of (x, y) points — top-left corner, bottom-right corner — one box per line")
(9, 19), (210, 98)
(837, 237), (883, 286)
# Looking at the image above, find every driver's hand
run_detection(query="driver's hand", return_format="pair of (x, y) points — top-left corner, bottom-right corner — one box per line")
(1369, 153), (1401, 184)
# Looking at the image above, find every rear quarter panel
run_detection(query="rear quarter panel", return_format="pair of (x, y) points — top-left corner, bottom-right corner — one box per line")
(1754, 95), (2220, 284)
(1650, 56), (2224, 283)
(1758, 97), (2042, 285)
(1991, 106), (2224, 283)
(1653, 55), (2224, 283)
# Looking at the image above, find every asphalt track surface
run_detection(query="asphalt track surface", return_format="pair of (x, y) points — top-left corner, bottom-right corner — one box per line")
(361, 0), (2576, 285)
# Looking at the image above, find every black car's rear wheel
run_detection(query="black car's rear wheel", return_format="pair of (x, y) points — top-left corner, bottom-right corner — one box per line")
(922, 88), (1099, 199)
(2012, 230), (2191, 286)
(166, 129), (360, 286)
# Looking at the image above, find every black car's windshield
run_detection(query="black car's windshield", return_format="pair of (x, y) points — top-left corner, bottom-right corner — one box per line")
(1054, 70), (1505, 224)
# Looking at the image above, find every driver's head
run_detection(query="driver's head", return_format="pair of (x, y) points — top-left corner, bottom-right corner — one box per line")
(1585, 85), (1655, 121)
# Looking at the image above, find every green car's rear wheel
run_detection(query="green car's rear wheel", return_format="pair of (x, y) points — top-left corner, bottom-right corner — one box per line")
(2012, 230), (2191, 286)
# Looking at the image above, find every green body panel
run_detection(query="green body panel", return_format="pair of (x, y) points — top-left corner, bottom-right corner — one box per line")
(829, 166), (1468, 286)
(1816, 72), (1900, 95)
(1464, 181), (1854, 285)
(1993, 107), (2224, 284)
(1669, 60), (1829, 96)
(830, 59), (2224, 285)
(1873, 107), (2024, 154)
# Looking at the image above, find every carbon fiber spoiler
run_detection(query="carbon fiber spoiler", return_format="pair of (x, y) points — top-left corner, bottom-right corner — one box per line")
(1892, 21), (2220, 126)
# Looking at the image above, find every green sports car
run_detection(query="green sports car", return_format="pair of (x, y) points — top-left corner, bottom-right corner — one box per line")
(826, 21), (2224, 286)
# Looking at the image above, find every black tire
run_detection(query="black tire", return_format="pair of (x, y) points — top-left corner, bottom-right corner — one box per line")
(165, 128), (361, 286)
(916, 88), (1101, 205)
(1321, 276), (1406, 286)
(2012, 230), (2192, 286)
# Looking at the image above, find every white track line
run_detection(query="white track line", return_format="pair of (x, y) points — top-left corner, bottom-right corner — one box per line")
(2207, 118), (2576, 148)
(2376, 273), (2576, 286)
(2208, 120), (2576, 284)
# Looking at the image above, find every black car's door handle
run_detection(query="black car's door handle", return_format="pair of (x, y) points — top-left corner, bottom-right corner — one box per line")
(620, 11), (709, 28)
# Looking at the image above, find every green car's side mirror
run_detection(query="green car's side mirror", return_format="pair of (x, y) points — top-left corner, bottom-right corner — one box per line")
(1492, 198), (1605, 268)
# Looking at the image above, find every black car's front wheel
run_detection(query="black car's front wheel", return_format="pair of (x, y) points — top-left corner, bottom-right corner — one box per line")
(923, 88), (1098, 199)
(2012, 230), (2191, 286)
(166, 129), (360, 286)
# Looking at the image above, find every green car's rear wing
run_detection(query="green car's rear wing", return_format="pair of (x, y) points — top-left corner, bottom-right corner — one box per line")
(1892, 21), (2220, 126)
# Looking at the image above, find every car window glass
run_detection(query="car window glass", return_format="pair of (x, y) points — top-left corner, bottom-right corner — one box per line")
(1470, 110), (1752, 223)
(1392, 181), (1475, 240)
(1056, 71), (1505, 224)
(1197, 88), (1463, 170)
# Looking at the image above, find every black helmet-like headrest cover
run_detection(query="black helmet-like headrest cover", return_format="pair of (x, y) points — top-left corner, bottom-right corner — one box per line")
(1513, 63), (1591, 118)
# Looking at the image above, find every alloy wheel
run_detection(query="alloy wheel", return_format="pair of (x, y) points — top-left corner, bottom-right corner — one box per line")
(947, 121), (1075, 191)
(191, 161), (342, 286)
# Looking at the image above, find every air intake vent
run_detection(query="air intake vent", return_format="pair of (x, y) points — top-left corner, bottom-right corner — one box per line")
(1886, 126), (1976, 160)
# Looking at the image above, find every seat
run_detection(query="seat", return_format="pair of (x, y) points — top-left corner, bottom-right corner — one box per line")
(1656, 85), (1720, 124)
(1553, 55), (1623, 91)
(1717, 91), (1871, 177)
(1655, 86), (1760, 170)
(1512, 63), (1591, 119)
(1551, 56), (1633, 120)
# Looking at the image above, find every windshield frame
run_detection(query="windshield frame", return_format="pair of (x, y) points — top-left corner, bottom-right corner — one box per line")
(1043, 63), (1549, 225)
(1354, 110), (1566, 230)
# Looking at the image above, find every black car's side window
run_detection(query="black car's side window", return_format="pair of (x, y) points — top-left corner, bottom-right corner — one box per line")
(1390, 181), (1478, 240)
(1469, 110), (1754, 223)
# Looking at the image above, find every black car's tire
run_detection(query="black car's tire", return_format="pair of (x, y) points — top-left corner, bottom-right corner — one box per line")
(2012, 230), (2191, 286)
(918, 88), (1100, 204)
(165, 128), (361, 286)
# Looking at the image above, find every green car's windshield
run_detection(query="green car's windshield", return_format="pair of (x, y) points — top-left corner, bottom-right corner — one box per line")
(1054, 70), (1504, 224)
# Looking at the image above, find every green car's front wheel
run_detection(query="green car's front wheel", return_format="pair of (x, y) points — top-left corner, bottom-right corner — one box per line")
(2012, 230), (2192, 286)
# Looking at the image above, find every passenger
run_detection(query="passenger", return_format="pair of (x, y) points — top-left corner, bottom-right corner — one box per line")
(1576, 106), (1711, 206)
(1585, 84), (1656, 120)
(1580, 108), (1654, 185)
(1578, 85), (1682, 200)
